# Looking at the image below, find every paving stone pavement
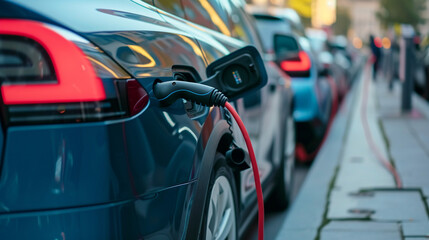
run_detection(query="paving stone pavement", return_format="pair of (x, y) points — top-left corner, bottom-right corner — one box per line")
(321, 221), (402, 240)
(276, 63), (429, 240)
(322, 68), (429, 239)
(377, 83), (429, 190)
(328, 190), (428, 221)
(402, 221), (429, 237)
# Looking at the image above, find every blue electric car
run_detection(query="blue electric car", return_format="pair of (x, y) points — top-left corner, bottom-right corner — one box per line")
(249, 10), (333, 160)
(0, 0), (295, 239)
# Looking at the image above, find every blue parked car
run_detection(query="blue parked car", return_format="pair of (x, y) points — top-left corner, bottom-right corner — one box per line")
(249, 11), (334, 161)
(0, 0), (295, 239)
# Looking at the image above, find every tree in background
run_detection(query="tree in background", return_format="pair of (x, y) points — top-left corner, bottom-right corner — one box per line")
(333, 6), (351, 36)
(377, 0), (426, 29)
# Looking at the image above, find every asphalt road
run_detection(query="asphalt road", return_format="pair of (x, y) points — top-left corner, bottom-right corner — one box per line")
(243, 163), (310, 240)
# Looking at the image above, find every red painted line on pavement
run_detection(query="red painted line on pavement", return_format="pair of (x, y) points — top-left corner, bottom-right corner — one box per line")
(360, 61), (402, 188)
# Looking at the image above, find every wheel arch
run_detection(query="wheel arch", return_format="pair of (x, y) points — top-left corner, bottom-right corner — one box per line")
(185, 118), (235, 239)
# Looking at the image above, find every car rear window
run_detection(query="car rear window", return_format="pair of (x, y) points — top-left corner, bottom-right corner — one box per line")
(253, 15), (292, 53)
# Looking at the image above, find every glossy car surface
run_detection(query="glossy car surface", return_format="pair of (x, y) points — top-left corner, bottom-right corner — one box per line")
(0, 0), (293, 239)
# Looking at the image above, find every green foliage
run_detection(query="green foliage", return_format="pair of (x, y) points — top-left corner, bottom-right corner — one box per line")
(333, 6), (351, 36)
(377, 0), (426, 29)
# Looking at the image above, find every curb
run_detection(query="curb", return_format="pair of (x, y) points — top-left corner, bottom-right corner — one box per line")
(275, 66), (363, 240)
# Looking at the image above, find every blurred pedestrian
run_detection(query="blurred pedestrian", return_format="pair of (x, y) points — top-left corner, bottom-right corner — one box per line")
(414, 33), (421, 50)
(370, 35), (381, 80)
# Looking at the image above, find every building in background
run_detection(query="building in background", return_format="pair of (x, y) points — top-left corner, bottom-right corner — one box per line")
(247, 0), (394, 41)
(337, 0), (381, 41)
(246, 0), (312, 26)
(280, 0), (336, 28)
(312, 0), (336, 28)
(287, 0), (312, 19)
(249, 0), (338, 28)
(420, 0), (429, 36)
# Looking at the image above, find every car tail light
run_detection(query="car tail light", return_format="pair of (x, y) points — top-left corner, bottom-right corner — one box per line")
(0, 19), (148, 126)
(125, 79), (149, 116)
(280, 51), (311, 77)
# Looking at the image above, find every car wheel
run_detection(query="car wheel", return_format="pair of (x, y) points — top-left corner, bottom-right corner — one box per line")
(270, 114), (296, 210)
(201, 154), (238, 240)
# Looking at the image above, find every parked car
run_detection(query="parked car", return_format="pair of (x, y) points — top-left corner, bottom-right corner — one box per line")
(0, 0), (295, 239)
(306, 28), (349, 103)
(246, 6), (306, 37)
(328, 35), (360, 85)
(248, 10), (333, 160)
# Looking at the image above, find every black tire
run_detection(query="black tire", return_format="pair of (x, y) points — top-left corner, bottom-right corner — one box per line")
(200, 153), (238, 240)
(269, 113), (296, 211)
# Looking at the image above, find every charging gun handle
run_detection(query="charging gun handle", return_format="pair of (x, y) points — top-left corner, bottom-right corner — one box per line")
(153, 80), (227, 107)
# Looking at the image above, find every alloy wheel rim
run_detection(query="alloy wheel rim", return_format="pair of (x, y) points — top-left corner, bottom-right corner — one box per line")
(206, 175), (236, 240)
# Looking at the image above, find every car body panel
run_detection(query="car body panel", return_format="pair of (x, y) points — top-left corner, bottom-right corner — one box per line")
(8, 0), (168, 33)
(0, 94), (210, 212)
(0, 3), (217, 239)
(0, 183), (194, 239)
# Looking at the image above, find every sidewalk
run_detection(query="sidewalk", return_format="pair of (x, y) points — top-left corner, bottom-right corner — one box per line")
(276, 62), (429, 240)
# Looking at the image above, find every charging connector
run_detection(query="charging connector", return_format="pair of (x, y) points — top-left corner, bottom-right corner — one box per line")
(153, 80), (228, 107)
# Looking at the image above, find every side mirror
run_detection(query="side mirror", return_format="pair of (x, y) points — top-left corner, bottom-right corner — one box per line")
(273, 34), (300, 61)
(204, 45), (267, 101)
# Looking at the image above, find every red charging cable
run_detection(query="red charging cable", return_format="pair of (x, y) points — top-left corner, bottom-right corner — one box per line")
(225, 102), (264, 240)
(361, 62), (402, 188)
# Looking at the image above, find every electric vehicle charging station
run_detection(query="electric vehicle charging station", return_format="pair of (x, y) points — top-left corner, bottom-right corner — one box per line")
(154, 46), (268, 240)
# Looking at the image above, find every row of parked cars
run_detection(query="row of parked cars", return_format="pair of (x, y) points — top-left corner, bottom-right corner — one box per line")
(0, 0), (357, 239)
(248, 7), (357, 161)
